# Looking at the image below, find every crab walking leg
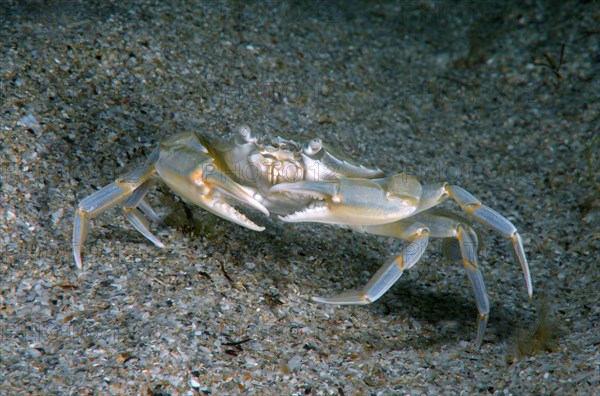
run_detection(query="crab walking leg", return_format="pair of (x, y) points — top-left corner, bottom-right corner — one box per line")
(446, 185), (533, 298)
(137, 147), (162, 224)
(138, 198), (161, 223)
(455, 225), (489, 349)
(121, 180), (165, 249)
(73, 166), (155, 270)
(313, 224), (430, 305)
(367, 212), (490, 347)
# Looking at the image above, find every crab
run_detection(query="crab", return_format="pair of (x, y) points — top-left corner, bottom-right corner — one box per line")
(73, 126), (533, 348)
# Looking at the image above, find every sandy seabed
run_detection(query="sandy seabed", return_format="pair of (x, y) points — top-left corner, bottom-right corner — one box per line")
(1, 1), (598, 394)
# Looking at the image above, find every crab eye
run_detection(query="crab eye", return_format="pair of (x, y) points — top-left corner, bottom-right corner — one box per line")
(238, 125), (252, 141)
(262, 154), (276, 166)
(303, 138), (322, 155)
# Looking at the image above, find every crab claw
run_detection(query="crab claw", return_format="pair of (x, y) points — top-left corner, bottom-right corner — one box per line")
(271, 174), (422, 226)
(192, 171), (268, 231)
(301, 138), (385, 181)
(201, 167), (269, 216)
(155, 148), (269, 231)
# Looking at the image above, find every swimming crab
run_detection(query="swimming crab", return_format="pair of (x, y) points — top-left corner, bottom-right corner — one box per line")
(73, 126), (533, 348)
